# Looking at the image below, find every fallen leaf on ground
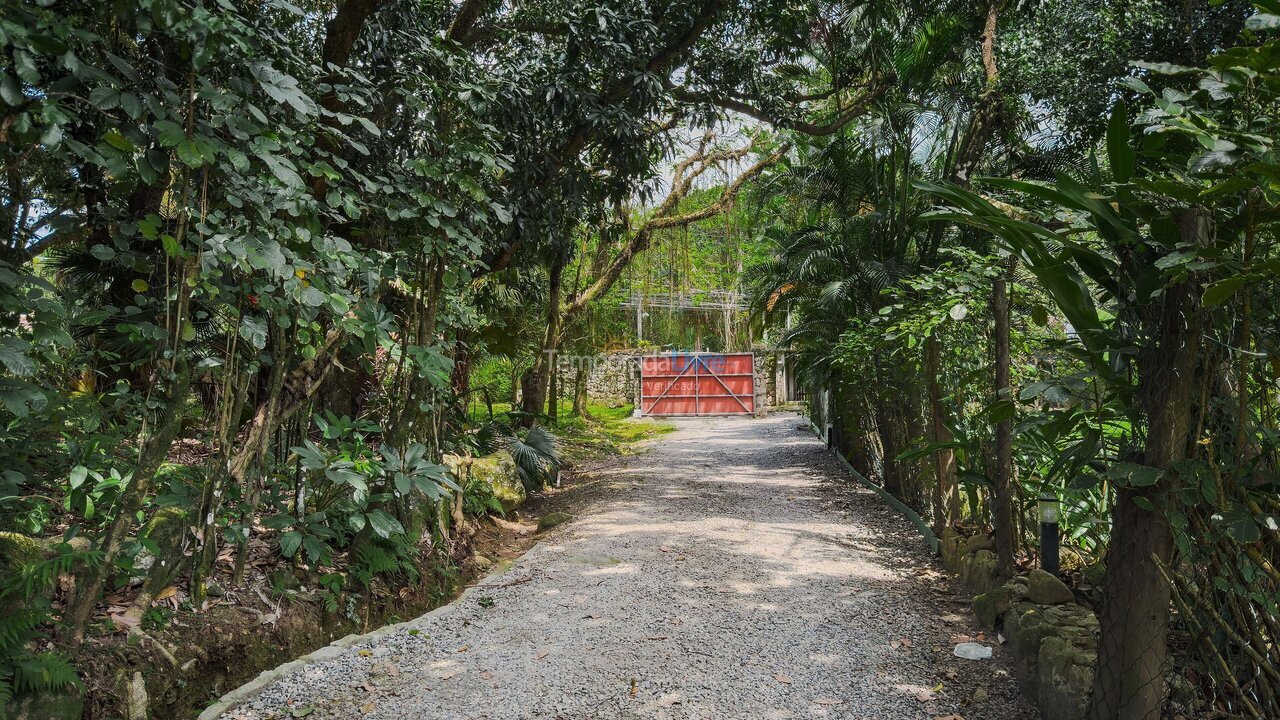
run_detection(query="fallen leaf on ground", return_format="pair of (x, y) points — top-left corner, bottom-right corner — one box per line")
(773, 674), (792, 684)
(108, 612), (140, 630)
(813, 698), (844, 706)
(535, 651), (548, 660)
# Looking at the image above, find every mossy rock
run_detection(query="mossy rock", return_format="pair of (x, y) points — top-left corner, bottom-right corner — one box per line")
(1005, 601), (1061, 662)
(0, 531), (45, 576)
(473, 451), (525, 510)
(537, 512), (573, 531)
(1027, 568), (1074, 605)
(972, 585), (1013, 629)
(1041, 603), (1098, 630)
(964, 533), (994, 555)
(445, 450), (526, 512)
(12, 691), (84, 720)
(962, 549), (1001, 593)
(1037, 635), (1093, 720)
(940, 527), (964, 569)
(269, 568), (303, 592)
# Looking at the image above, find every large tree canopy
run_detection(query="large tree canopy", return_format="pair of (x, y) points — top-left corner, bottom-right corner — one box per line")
(1, 1), (1276, 719)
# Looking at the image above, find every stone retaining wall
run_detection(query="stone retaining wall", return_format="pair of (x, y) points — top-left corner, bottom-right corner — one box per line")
(559, 351), (639, 407)
(940, 528), (1097, 720)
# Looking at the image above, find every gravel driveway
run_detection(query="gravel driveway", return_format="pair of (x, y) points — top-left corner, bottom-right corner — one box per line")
(209, 413), (1037, 720)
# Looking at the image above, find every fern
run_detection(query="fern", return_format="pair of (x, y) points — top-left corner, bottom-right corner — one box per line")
(350, 537), (420, 589)
(11, 655), (80, 694)
(462, 477), (505, 518)
(0, 610), (42, 653)
(0, 544), (94, 715)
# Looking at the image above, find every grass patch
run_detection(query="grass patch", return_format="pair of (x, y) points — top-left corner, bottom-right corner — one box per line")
(464, 399), (674, 462)
(554, 403), (676, 459)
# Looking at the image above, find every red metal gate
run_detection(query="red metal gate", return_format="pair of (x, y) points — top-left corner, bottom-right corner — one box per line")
(639, 353), (754, 416)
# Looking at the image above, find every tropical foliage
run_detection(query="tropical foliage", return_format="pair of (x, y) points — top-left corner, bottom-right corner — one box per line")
(747, 2), (1277, 717)
(2, 0), (1277, 718)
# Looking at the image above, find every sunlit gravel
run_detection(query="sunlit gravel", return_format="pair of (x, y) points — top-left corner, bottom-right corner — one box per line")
(213, 413), (1038, 720)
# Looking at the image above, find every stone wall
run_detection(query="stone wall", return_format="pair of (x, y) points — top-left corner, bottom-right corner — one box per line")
(555, 350), (638, 408)
(751, 352), (769, 417)
(940, 528), (1097, 720)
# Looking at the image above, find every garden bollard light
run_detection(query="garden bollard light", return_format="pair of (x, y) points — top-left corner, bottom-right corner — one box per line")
(1039, 494), (1060, 576)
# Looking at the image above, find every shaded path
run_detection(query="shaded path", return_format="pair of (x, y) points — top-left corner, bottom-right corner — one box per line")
(211, 413), (1037, 719)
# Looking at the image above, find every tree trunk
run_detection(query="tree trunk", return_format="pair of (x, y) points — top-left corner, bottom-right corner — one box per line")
(1089, 209), (1206, 720)
(572, 364), (590, 418)
(190, 368), (249, 608)
(548, 351), (559, 422)
(992, 260), (1016, 579)
(63, 359), (193, 643)
(520, 258), (564, 423)
(925, 333), (960, 534)
(874, 398), (905, 497)
(63, 246), (199, 642)
(230, 329), (292, 587)
(837, 385), (875, 478)
(904, 376), (928, 512)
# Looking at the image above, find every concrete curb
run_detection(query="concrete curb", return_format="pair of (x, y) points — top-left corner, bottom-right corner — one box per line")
(196, 555), (527, 719)
(808, 420), (940, 555)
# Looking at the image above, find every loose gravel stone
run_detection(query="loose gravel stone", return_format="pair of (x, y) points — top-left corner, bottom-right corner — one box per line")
(211, 413), (1038, 720)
